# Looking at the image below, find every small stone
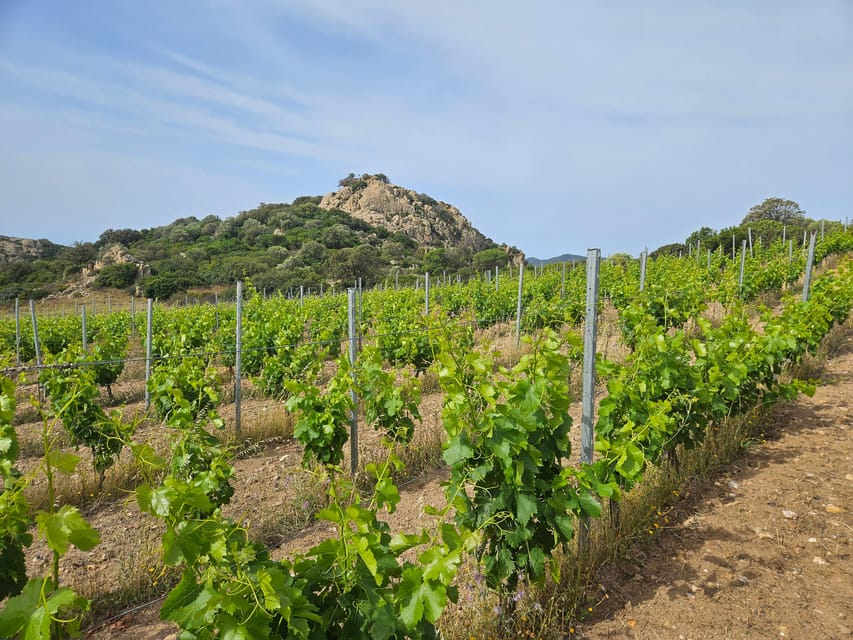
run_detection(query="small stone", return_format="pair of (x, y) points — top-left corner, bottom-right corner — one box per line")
(727, 480), (740, 490)
(782, 510), (797, 519)
(735, 574), (750, 585)
(808, 537), (817, 543)
(845, 474), (853, 482)
(813, 556), (827, 566)
(826, 505), (843, 514)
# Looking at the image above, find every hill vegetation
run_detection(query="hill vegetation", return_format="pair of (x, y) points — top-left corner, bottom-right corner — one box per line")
(0, 176), (519, 302)
(0, 192), (843, 303)
(651, 197), (843, 258)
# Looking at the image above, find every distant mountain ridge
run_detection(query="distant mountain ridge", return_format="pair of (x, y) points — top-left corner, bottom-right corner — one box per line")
(527, 253), (587, 267)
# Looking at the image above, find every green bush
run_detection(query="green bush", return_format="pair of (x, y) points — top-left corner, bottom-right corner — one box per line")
(94, 263), (138, 289)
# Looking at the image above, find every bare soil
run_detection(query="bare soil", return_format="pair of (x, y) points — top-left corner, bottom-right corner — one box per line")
(579, 342), (853, 640)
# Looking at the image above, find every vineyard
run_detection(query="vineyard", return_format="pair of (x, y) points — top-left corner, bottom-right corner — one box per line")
(1, 230), (853, 639)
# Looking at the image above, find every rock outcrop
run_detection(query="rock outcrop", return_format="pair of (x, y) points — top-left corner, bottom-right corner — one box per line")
(86, 244), (145, 274)
(0, 236), (62, 264)
(319, 175), (495, 254)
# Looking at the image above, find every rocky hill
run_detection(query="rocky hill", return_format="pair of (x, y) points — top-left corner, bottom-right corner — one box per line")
(321, 174), (500, 255)
(0, 236), (64, 265)
(0, 175), (523, 301)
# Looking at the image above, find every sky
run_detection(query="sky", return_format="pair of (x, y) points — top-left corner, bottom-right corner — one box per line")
(0, 1), (851, 258)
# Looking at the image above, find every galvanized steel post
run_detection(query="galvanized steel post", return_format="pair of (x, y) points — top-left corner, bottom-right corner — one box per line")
(348, 288), (359, 475)
(81, 304), (88, 353)
(515, 263), (525, 346)
(579, 248), (601, 551)
(235, 281), (243, 435)
(144, 299), (153, 410)
(803, 233), (817, 302)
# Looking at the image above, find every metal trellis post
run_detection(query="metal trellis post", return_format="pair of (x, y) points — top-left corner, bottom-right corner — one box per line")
(579, 248), (601, 552)
(803, 233), (817, 302)
(235, 281), (243, 435)
(348, 288), (359, 475)
(144, 299), (153, 410)
(515, 263), (524, 346)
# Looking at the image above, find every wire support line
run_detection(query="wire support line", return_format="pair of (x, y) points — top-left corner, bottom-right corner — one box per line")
(1, 314), (537, 378)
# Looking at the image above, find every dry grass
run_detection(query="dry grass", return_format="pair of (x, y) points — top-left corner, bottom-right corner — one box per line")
(820, 315), (853, 358)
(226, 401), (296, 453)
(396, 412), (446, 478)
(80, 527), (179, 627)
(24, 444), (160, 513)
(249, 471), (328, 548)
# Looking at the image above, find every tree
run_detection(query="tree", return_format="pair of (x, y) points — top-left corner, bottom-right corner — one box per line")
(742, 198), (805, 225)
(338, 172), (356, 187)
(97, 228), (143, 247)
(283, 240), (326, 270)
(422, 248), (464, 274)
(331, 244), (383, 286)
(473, 248), (507, 272)
(649, 242), (686, 258)
(685, 226), (720, 252)
(142, 274), (192, 300)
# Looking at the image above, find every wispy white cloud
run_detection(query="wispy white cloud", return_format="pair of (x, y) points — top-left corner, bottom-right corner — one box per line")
(0, 0), (850, 254)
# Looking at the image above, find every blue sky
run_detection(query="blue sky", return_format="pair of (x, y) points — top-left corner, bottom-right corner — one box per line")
(1, 1), (851, 258)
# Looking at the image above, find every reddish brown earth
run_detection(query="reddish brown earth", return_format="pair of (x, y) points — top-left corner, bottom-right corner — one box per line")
(579, 341), (853, 640)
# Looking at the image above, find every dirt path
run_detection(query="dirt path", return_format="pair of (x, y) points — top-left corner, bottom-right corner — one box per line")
(580, 343), (853, 640)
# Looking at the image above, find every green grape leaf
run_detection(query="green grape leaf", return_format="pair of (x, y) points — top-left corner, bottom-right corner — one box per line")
(515, 492), (537, 526)
(130, 442), (167, 470)
(137, 484), (173, 518)
(398, 567), (446, 627)
(443, 435), (472, 466)
(0, 578), (88, 640)
(577, 491), (602, 518)
(46, 449), (80, 475)
(37, 505), (100, 555)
